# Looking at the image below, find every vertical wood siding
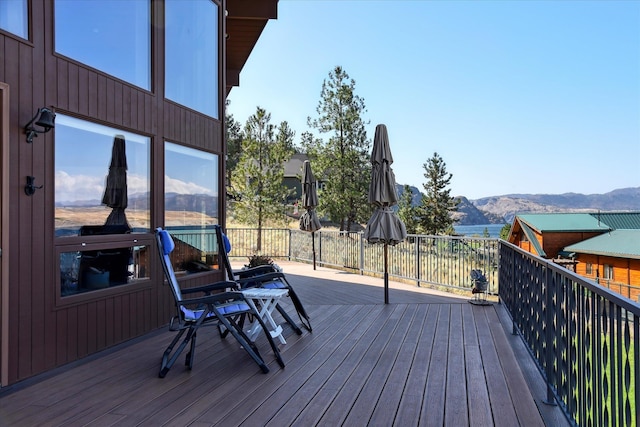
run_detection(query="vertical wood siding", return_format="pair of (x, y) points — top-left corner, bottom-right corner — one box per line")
(0, 0), (225, 385)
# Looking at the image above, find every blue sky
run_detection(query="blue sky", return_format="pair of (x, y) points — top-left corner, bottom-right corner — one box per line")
(226, 0), (640, 200)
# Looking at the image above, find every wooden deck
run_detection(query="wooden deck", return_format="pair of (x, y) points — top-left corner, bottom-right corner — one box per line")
(0, 262), (568, 426)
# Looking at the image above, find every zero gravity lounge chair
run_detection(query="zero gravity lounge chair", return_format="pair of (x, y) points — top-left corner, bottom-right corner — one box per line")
(155, 228), (284, 378)
(213, 225), (312, 333)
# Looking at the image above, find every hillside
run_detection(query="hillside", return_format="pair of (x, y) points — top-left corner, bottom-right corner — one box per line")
(472, 187), (640, 223)
(398, 185), (640, 225)
(396, 185), (505, 225)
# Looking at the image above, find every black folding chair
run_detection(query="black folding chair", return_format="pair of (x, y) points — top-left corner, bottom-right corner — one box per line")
(214, 225), (312, 333)
(155, 227), (284, 378)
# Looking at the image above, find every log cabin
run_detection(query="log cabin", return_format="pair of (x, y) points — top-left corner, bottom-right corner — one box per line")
(508, 212), (640, 301)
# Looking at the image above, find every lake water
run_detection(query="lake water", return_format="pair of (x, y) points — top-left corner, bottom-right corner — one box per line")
(454, 224), (506, 238)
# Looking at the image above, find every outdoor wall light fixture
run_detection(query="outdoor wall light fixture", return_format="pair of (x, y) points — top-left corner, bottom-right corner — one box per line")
(24, 176), (43, 196)
(24, 107), (56, 143)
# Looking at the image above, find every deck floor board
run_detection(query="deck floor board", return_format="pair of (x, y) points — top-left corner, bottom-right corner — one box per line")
(0, 261), (566, 427)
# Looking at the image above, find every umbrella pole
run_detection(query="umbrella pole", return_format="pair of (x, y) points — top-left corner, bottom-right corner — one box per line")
(384, 244), (389, 304)
(312, 231), (316, 270)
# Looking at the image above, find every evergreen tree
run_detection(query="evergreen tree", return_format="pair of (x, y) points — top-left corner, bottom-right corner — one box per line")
(499, 223), (512, 240)
(418, 152), (459, 235)
(231, 107), (294, 251)
(225, 101), (243, 200)
(397, 185), (420, 234)
(304, 66), (371, 231)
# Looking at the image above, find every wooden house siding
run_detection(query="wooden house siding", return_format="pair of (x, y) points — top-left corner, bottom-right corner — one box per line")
(542, 231), (602, 259)
(574, 254), (640, 302)
(0, 1), (230, 385)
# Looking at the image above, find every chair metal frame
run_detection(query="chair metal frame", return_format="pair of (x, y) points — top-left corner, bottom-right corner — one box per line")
(214, 225), (312, 333)
(155, 228), (284, 378)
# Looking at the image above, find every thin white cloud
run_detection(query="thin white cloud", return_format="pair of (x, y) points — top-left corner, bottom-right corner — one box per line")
(165, 175), (216, 196)
(55, 171), (104, 203)
(55, 171), (216, 203)
(56, 171), (150, 203)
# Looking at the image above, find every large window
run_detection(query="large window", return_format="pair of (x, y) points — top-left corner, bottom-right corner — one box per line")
(55, 115), (150, 237)
(165, 142), (220, 273)
(165, 0), (219, 118)
(0, 0), (27, 38)
(59, 243), (149, 297)
(55, 0), (150, 90)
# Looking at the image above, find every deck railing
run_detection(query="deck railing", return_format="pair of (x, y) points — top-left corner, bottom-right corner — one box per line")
(500, 240), (639, 427)
(226, 228), (499, 292)
(224, 227), (640, 426)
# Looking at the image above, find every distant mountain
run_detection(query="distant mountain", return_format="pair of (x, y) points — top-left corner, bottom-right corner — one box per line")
(473, 187), (640, 224)
(452, 197), (506, 225)
(165, 192), (218, 218)
(396, 185), (505, 225)
(56, 192), (219, 218)
(396, 185), (640, 225)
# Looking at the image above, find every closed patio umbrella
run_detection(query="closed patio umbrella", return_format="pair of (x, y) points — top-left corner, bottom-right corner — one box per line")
(299, 160), (322, 269)
(102, 134), (129, 227)
(364, 124), (407, 303)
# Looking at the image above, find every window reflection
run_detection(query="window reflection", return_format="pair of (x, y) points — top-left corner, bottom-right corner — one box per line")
(165, 0), (218, 118)
(0, 0), (28, 38)
(55, 0), (150, 89)
(55, 115), (150, 236)
(165, 142), (219, 272)
(60, 244), (149, 296)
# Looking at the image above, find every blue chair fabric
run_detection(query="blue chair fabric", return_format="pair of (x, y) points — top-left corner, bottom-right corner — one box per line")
(155, 227), (284, 378)
(214, 225), (312, 333)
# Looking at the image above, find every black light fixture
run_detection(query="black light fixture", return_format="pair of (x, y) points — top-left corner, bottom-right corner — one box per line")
(24, 176), (43, 196)
(24, 107), (56, 143)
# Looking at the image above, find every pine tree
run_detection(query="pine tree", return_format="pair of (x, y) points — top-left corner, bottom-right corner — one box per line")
(418, 152), (458, 235)
(499, 224), (511, 240)
(231, 107), (294, 251)
(224, 101), (243, 200)
(304, 66), (371, 231)
(397, 185), (420, 234)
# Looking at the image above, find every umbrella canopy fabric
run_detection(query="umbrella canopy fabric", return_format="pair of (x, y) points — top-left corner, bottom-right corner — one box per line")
(364, 124), (406, 245)
(299, 160), (322, 233)
(102, 135), (129, 226)
(365, 206), (407, 245)
(368, 124), (398, 207)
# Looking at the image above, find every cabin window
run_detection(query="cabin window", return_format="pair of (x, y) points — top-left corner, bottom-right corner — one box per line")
(164, 142), (220, 274)
(54, 0), (151, 90)
(165, 0), (219, 118)
(54, 114), (150, 237)
(604, 264), (614, 280)
(59, 243), (149, 297)
(0, 0), (28, 39)
(585, 263), (593, 275)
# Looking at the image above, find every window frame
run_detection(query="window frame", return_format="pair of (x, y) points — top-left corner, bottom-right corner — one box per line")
(53, 0), (152, 91)
(164, 0), (219, 118)
(0, 0), (29, 40)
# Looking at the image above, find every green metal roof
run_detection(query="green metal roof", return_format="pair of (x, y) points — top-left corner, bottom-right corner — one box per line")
(564, 229), (640, 259)
(589, 212), (640, 230)
(517, 213), (611, 233)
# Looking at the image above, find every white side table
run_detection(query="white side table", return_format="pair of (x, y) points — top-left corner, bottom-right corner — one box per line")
(241, 288), (289, 344)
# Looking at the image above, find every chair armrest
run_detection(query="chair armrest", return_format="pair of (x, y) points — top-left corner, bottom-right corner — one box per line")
(233, 265), (275, 279)
(181, 280), (239, 295)
(178, 290), (249, 308)
(235, 271), (287, 288)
